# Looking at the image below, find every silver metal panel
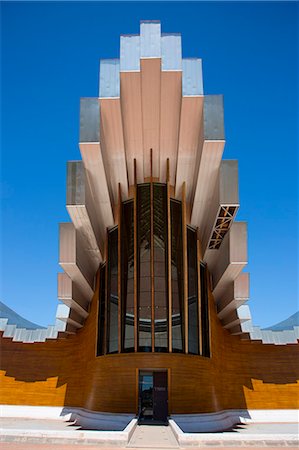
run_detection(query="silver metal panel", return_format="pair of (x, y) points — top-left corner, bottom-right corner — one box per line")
(120, 35), (140, 71)
(67, 161), (85, 206)
(56, 304), (83, 328)
(204, 95), (224, 140)
(99, 59), (120, 98)
(0, 318), (8, 330)
(279, 330), (297, 344)
(46, 326), (58, 340)
(80, 98), (100, 143)
(54, 318), (67, 333)
(182, 59), (203, 96)
(222, 304), (251, 329)
(219, 160), (239, 205)
(12, 328), (26, 342)
(237, 304), (251, 321)
(161, 33), (182, 71)
(140, 20), (161, 58)
(3, 324), (16, 337)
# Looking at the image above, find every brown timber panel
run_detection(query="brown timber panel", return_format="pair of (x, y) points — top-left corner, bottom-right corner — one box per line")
(0, 268), (298, 413)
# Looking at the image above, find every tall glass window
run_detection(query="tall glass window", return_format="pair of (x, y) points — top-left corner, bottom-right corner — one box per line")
(96, 183), (210, 358)
(200, 262), (210, 357)
(187, 227), (199, 355)
(137, 184), (152, 351)
(97, 264), (106, 356)
(107, 227), (118, 354)
(153, 184), (168, 352)
(121, 200), (135, 352)
(170, 200), (184, 352)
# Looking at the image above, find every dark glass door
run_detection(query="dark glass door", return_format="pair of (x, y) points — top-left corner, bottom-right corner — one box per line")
(139, 372), (154, 420)
(139, 370), (168, 423)
(153, 371), (168, 422)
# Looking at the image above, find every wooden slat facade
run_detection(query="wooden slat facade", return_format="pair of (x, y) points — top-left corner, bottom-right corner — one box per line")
(1, 269), (298, 414)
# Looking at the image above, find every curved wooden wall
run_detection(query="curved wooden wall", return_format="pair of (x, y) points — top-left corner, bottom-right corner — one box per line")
(1, 273), (298, 413)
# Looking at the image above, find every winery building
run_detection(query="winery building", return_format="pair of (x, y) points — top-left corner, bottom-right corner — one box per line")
(1, 21), (298, 426)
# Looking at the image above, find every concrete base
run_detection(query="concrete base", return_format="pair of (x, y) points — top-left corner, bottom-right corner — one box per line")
(170, 409), (299, 447)
(171, 409), (299, 433)
(0, 405), (137, 446)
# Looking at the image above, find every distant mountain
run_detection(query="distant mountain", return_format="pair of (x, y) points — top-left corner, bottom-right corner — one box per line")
(0, 301), (45, 330)
(263, 311), (299, 331)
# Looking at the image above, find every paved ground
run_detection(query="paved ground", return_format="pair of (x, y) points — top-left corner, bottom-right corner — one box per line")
(1, 418), (297, 434)
(1, 444), (299, 450)
(210, 423), (299, 434)
(0, 418), (298, 449)
(0, 418), (80, 431)
(128, 425), (179, 448)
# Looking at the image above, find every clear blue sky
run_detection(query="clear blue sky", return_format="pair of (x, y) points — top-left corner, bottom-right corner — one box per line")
(1, 1), (298, 328)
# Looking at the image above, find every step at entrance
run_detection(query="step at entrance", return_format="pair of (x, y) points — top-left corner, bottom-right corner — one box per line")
(127, 424), (179, 448)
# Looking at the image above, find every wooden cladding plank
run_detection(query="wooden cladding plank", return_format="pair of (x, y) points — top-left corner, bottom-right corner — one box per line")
(141, 59), (161, 179)
(118, 183), (122, 353)
(1, 279), (299, 414)
(167, 181), (172, 353)
(182, 182), (188, 354)
(150, 172), (155, 352)
(133, 175), (138, 353)
(120, 72), (144, 185)
(197, 238), (203, 356)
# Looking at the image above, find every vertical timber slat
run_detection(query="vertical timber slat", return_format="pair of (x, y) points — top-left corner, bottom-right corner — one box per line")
(150, 149), (155, 352)
(135, 368), (139, 415)
(118, 183), (122, 353)
(182, 182), (188, 354)
(104, 229), (109, 355)
(133, 159), (138, 352)
(197, 236), (202, 355)
(168, 368), (172, 414)
(167, 160), (172, 352)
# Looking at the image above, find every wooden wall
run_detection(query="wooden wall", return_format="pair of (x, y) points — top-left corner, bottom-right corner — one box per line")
(1, 275), (298, 413)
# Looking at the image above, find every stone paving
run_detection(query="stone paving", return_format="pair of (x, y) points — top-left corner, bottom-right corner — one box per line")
(128, 424), (179, 448)
(0, 418), (298, 448)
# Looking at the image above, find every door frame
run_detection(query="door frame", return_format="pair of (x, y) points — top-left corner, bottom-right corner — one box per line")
(136, 368), (170, 421)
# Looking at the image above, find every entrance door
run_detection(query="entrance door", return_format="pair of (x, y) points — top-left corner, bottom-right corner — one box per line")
(139, 370), (168, 423)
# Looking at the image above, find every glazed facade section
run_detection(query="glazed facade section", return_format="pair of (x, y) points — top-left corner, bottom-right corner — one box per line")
(97, 183), (210, 357)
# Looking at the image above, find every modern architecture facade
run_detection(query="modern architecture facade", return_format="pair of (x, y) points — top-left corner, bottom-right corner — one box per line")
(1, 22), (298, 423)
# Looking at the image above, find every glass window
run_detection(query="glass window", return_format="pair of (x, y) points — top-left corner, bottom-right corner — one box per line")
(121, 200), (135, 352)
(187, 227), (199, 355)
(97, 264), (106, 356)
(200, 262), (210, 357)
(170, 199), (184, 352)
(137, 184), (152, 351)
(153, 184), (168, 352)
(107, 227), (118, 354)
